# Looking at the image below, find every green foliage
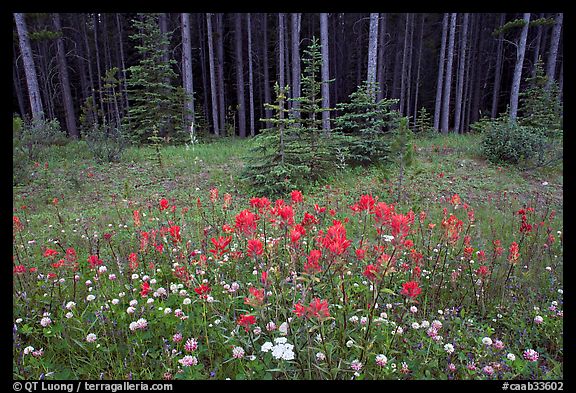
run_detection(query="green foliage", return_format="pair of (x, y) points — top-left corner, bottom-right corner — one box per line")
(84, 123), (127, 163)
(519, 60), (563, 137)
(390, 116), (415, 168)
(480, 118), (547, 165)
(243, 37), (342, 196)
(414, 107), (435, 135)
(125, 14), (183, 144)
(334, 81), (397, 166)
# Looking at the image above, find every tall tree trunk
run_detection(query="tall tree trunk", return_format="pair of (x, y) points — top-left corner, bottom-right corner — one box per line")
(80, 14), (98, 123)
(216, 14), (226, 133)
(291, 13), (301, 121)
(434, 13), (449, 130)
(278, 13), (286, 163)
(14, 13), (44, 120)
(405, 13), (414, 120)
(531, 13), (544, 79)
(366, 13), (379, 100)
(470, 14), (485, 125)
(13, 56), (26, 118)
(234, 13), (246, 138)
(181, 13), (195, 131)
(93, 14), (106, 123)
(247, 13), (255, 136)
(116, 14), (129, 115)
(320, 12), (331, 133)
(545, 13), (562, 91)
(509, 13), (530, 122)
(262, 13), (272, 128)
(206, 13), (220, 136)
(377, 13), (387, 102)
(412, 14), (425, 128)
(454, 13), (469, 134)
(52, 13), (79, 138)
(491, 13), (505, 118)
(441, 13), (457, 133)
(197, 14), (210, 129)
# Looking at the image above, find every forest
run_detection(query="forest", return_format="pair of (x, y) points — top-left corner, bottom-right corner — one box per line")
(13, 13), (563, 381)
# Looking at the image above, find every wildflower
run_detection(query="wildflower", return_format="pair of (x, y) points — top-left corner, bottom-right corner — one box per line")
(410, 306), (418, 313)
(184, 338), (198, 352)
(523, 349), (539, 362)
(350, 360), (363, 372)
(159, 198), (169, 211)
(266, 321), (277, 331)
(178, 355), (198, 367)
(24, 346), (35, 355)
(194, 284), (211, 299)
(507, 353), (516, 361)
(65, 301), (76, 310)
(235, 209), (259, 236)
(271, 340), (295, 360)
(534, 315), (544, 325)
(86, 333), (97, 343)
(237, 314), (257, 332)
(444, 343), (455, 354)
(87, 255), (103, 269)
(261, 342), (273, 352)
(232, 346), (245, 359)
(304, 249), (322, 274)
(400, 281), (422, 298)
(140, 281), (151, 297)
(247, 239), (263, 258)
(279, 321), (289, 335)
(482, 365), (494, 376)
(448, 363), (456, 372)
(40, 317), (51, 327)
(291, 190), (303, 204)
(173, 333), (183, 343)
(375, 354), (388, 367)
(482, 337), (493, 346)
(494, 340), (505, 350)
(316, 352), (326, 362)
(400, 362), (410, 374)
(411, 322), (420, 329)
(319, 221), (351, 256)
(508, 242), (520, 264)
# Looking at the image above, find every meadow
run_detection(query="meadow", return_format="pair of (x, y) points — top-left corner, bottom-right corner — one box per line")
(12, 134), (563, 380)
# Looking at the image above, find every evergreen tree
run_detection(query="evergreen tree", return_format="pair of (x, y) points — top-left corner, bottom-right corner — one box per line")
(125, 14), (181, 143)
(334, 81), (397, 166)
(415, 106), (434, 135)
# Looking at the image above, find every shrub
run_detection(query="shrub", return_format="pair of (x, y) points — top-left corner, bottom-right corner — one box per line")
(84, 123), (128, 163)
(480, 119), (547, 165)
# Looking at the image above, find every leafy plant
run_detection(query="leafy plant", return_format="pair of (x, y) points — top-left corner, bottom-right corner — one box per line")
(84, 123), (128, 163)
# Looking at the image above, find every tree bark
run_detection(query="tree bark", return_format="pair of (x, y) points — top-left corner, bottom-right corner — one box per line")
(247, 13), (255, 136)
(509, 13), (530, 122)
(206, 13), (220, 136)
(454, 13), (469, 133)
(320, 12), (331, 133)
(234, 13), (246, 138)
(405, 13), (415, 119)
(291, 13), (301, 121)
(491, 13), (505, 118)
(367, 13), (379, 100)
(434, 13), (448, 130)
(181, 13), (195, 131)
(216, 14), (226, 133)
(93, 14), (106, 123)
(440, 13), (457, 133)
(412, 14), (425, 128)
(376, 13), (387, 102)
(545, 13), (562, 91)
(52, 13), (79, 138)
(116, 14), (129, 114)
(14, 13), (44, 120)
(262, 13), (272, 128)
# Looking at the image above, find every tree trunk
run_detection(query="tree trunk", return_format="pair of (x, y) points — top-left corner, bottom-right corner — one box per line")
(509, 13), (530, 122)
(206, 13), (220, 136)
(320, 12), (331, 133)
(441, 13), (457, 133)
(247, 13), (255, 136)
(545, 13), (562, 91)
(52, 13), (79, 138)
(377, 13), (387, 102)
(405, 13), (415, 120)
(367, 13), (379, 99)
(454, 13), (469, 133)
(234, 13), (246, 138)
(116, 14), (129, 115)
(412, 13), (425, 128)
(278, 13), (286, 163)
(491, 13), (505, 118)
(80, 14), (98, 123)
(197, 14), (210, 130)
(262, 13), (272, 128)
(291, 13), (301, 121)
(13, 56), (26, 118)
(531, 13), (544, 79)
(434, 13), (448, 130)
(93, 14), (106, 123)
(216, 14), (226, 133)
(14, 13), (44, 120)
(181, 13), (195, 131)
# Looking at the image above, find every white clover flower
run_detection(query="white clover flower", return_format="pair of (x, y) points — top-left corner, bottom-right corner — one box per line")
(131, 274), (139, 280)
(118, 292), (126, 298)
(410, 306), (418, 313)
(507, 353), (516, 361)
(232, 346), (245, 359)
(65, 312), (73, 319)
(65, 301), (76, 310)
(147, 298), (154, 304)
(86, 294), (96, 302)
(444, 343), (455, 354)
(164, 308), (172, 314)
(350, 359), (363, 371)
(534, 315), (544, 324)
(375, 354), (388, 367)
(411, 322), (420, 329)
(183, 298), (191, 305)
(279, 322), (289, 335)
(40, 317), (51, 327)
(111, 299), (119, 305)
(482, 337), (493, 346)
(360, 316), (368, 325)
(98, 266), (107, 274)
(349, 316), (359, 323)
(127, 306), (136, 314)
(24, 346), (35, 355)
(346, 339), (354, 348)
(129, 299), (138, 307)
(86, 333), (97, 343)
(316, 352), (326, 361)
(15, 318), (23, 324)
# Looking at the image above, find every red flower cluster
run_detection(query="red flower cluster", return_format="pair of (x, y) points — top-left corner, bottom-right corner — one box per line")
(237, 314), (257, 331)
(87, 255), (103, 269)
(194, 284), (211, 298)
(235, 209), (259, 236)
(244, 287), (265, 307)
(293, 298), (330, 320)
(209, 236), (232, 257)
(319, 220), (351, 256)
(304, 249), (322, 274)
(247, 238), (263, 258)
(400, 281), (422, 298)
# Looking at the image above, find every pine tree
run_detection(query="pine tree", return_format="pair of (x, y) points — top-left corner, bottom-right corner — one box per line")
(125, 14), (181, 144)
(390, 116), (414, 202)
(334, 81), (397, 166)
(415, 107), (434, 135)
